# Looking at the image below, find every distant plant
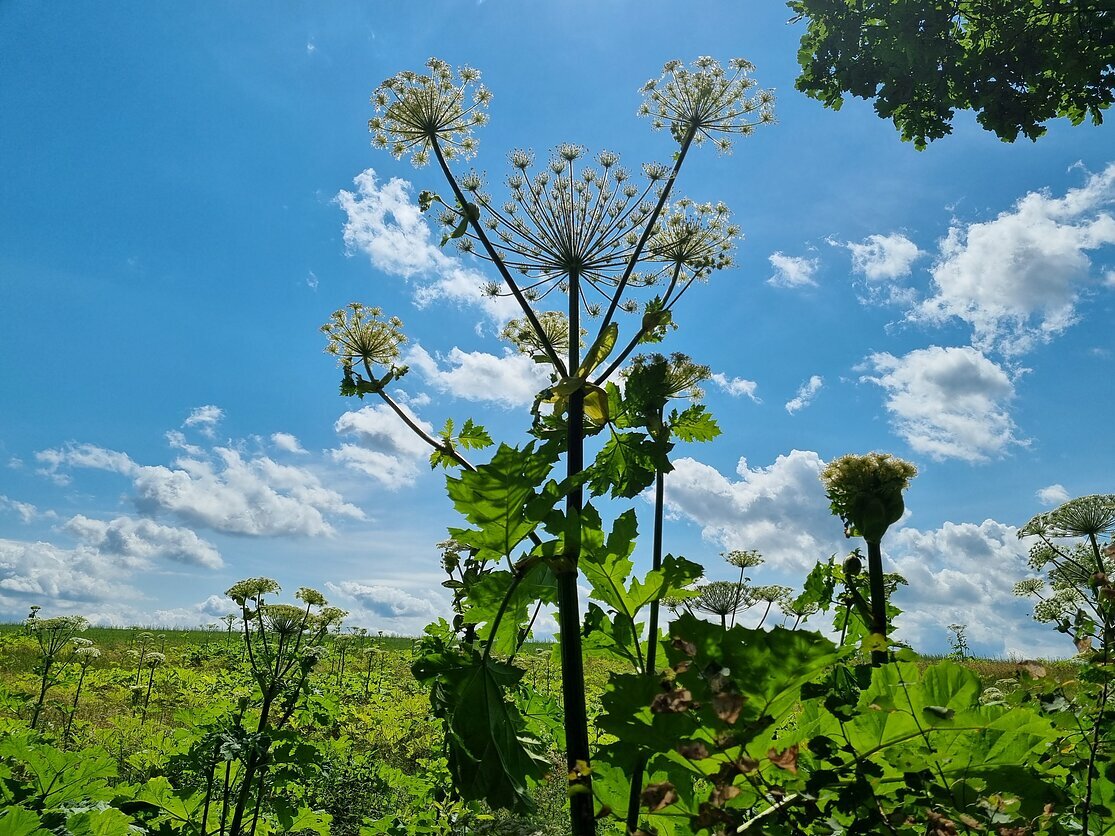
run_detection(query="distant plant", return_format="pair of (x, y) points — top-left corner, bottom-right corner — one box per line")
(138, 651), (165, 722)
(946, 622), (970, 660)
(62, 640), (99, 746)
(221, 578), (345, 836)
(26, 614), (89, 730)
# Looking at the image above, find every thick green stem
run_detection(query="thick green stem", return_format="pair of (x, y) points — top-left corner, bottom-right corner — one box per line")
(560, 269), (595, 835)
(30, 657), (53, 730)
(867, 540), (888, 666)
(625, 465), (666, 834)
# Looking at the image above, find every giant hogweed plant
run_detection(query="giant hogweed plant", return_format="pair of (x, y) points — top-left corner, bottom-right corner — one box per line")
(1014, 494), (1115, 836)
(322, 57), (1091, 836)
(325, 55), (772, 835)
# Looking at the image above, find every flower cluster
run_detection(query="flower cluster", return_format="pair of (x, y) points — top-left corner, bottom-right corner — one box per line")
(649, 200), (738, 279)
(1020, 494), (1115, 540)
(370, 57), (490, 167)
(639, 56), (775, 149)
(820, 452), (918, 543)
(322, 303), (407, 370)
(623, 352), (712, 402)
(501, 310), (582, 359)
(449, 146), (663, 307)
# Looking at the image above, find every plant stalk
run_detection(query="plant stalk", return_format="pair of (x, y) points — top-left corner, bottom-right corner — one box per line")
(867, 540), (888, 666)
(560, 267), (595, 835)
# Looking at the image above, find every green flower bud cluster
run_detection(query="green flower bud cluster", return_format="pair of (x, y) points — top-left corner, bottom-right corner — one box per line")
(820, 452), (918, 544)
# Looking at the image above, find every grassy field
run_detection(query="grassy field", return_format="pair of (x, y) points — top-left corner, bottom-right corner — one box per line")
(0, 620), (1092, 835)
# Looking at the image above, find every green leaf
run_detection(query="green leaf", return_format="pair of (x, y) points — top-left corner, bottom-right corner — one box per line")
(588, 432), (662, 499)
(446, 442), (558, 558)
(457, 419), (493, 450)
(582, 385), (610, 424)
(135, 776), (205, 827)
(64, 808), (135, 836)
(426, 654), (550, 811)
(273, 805), (332, 835)
(582, 603), (642, 669)
(580, 507), (640, 620)
(0, 737), (117, 809)
(577, 322), (619, 378)
(463, 563), (557, 656)
(628, 554), (703, 613)
(668, 614), (842, 724)
(668, 404), (720, 443)
(0, 807), (48, 836)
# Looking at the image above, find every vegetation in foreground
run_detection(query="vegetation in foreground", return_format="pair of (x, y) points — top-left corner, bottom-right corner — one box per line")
(3, 39), (1113, 836)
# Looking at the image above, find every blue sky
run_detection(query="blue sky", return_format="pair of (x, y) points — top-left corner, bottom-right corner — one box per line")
(1, 1), (1112, 657)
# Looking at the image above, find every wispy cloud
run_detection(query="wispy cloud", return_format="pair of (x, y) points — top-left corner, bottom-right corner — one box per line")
(710, 372), (760, 402)
(184, 405), (224, 438)
(0, 495), (44, 523)
(767, 252), (819, 288)
(785, 375), (823, 414)
(271, 432), (308, 454)
(336, 169), (521, 324)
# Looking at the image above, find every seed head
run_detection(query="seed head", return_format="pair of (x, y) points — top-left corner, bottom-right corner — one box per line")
(501, 310), (582, 359)
(226, 577), (281, 606)
(623, 352), (712, 403)
(691, 580), (749, 618)
(263, 604), (308, 637)
(724, 549), (763, 570)
(296, 587), (328, 607)
(1013, 578), (1045, 597)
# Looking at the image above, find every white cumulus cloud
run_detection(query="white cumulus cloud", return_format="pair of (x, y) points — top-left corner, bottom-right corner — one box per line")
(767, 252), (819, 288)
(330, 403), (433, 489)
(405, 344), (551, 407)
(0, 539), (129, 603)
(663, 450), (842, 572)
(916, 163), (1115, 355)
(785, 375), (823, 414)
(886, 519), (1066, 657)
(336, 169), (521, 324)
(1036, 484), (1071, 506)
(36, 441), (363, 537)
(862, 346), (1022, 462)
(660, 448), (1073, 657)
(64, 515), (223, 569)
(838, 232), (924, 281)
